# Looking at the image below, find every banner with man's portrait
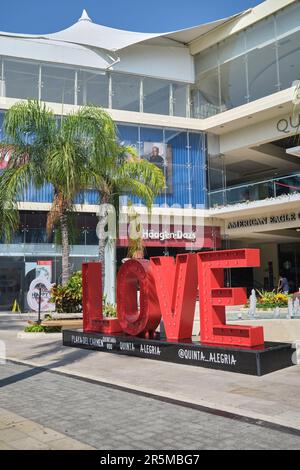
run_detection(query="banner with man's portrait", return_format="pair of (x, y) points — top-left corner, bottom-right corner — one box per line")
(141, 142), (173, 194)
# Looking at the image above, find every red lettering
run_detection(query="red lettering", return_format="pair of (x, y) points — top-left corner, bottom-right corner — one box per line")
(197, 249), (264, 347)
(82, 249), (265, 348)
(117, 259), (161, 336)
(150, 254), (197, 340)
(82, 262), (122, 334)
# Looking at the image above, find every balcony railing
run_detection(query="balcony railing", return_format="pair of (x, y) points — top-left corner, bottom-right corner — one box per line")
(208, 173), (300, 208)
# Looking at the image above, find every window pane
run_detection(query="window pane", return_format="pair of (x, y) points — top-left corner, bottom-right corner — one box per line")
(247, 44), (278, 101)
(77, 70), (109, 107)
(246, 16), (275, 52)
(191, 67), (220, 118)
(143, 78), (170, 115)
(4, 59), (39, 100)
(218, 32), (245, 63)
(41, 65), (74, 104)
(220, 56), (247, 110)
(112, 73), (140, 112)
(276, 2), (300, 38)
(278, 30), (300, 90)
(195, 45), (218, 75)
(172, 83), (187, 117)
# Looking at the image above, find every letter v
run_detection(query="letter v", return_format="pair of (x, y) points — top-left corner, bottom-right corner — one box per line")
(150, 254), (198, 340)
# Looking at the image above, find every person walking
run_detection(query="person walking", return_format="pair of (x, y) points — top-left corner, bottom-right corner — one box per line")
(278, 273), (289, 294)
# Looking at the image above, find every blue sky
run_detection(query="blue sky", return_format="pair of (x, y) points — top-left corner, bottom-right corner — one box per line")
(0, 0), (262, 34)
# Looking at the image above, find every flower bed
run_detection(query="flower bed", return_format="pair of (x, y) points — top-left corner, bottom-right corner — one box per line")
(255, 290), (290, 309)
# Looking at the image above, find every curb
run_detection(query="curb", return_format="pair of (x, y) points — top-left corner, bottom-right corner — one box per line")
(17, 332), (62, 339)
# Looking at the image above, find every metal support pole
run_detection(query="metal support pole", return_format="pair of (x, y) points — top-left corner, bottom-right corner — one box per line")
(37, 287), (42, 324)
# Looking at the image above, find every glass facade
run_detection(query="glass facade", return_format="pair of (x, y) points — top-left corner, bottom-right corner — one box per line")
(77, 70), (109, 107)
(111, 73), (140, 112)
(0, 112), (206, 209)
(3, 58), (39, 100)
(117, 124), (206, 208)
(0, 212), (99, 311)
(0, 2), (299, 119)
(192, 1), (300, 117)
(208, 173), (300, 208)
(0, 57), (189, 117)
(41, 65), (75, 105)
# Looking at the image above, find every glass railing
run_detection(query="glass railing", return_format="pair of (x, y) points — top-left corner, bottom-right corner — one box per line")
(0, 228), (99, 245)
(209, 173), (300, 208)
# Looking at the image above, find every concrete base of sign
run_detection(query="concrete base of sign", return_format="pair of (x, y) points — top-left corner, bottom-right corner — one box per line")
(63, 330), (296, 376)
(229, 319), (300, 343)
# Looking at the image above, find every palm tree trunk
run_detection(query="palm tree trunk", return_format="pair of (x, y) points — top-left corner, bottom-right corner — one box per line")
(60, 213), (70, 285)
(98, 210), (107, 289)
(98, 195), (109, 290)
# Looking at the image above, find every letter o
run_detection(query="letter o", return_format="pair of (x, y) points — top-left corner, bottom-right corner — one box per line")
(117, 259), (161, 336)
(277, 119), (289, 134)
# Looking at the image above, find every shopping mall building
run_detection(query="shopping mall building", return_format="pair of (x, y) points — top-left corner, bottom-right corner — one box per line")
(0, 0), (300, 309)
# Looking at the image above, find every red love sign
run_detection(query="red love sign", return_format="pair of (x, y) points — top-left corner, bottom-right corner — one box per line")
(82, 249), (264, 348)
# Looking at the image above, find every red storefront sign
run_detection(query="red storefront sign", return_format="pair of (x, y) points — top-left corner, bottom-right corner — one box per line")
(118, 225), (221, 249)
(83, 249), (264, 348)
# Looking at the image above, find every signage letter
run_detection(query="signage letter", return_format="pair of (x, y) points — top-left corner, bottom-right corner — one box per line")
(197, 249), (264, 347)
(150, 254), (198, 340)
(117, 259), (161, 336)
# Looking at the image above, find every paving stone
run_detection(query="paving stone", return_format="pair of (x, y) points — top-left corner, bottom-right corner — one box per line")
(9, 436), (50, 450)
(0, 440), (13, 450)
(1, 362), (300, 450)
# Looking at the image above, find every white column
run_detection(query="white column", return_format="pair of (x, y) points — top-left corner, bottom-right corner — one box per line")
(104, 239), (116, 304)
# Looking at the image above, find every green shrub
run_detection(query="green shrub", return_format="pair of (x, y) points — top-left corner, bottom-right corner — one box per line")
(50, 271), (118, 316)
(50, 271), (82, 313)
(25, 323), (62, 333)
(103, 297), (117, 318)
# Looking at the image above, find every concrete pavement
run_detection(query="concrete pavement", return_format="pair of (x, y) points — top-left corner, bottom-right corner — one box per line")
(1, 361), (300, 450)
(0, 407), (94, 450)
(1, 315), (300, 433)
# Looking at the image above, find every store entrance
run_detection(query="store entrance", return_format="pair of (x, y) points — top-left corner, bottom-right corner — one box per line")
(279, 243), (300, 293)
(0, 257), (23, 311)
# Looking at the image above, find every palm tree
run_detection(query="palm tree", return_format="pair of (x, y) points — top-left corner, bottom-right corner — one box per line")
(93, 148), (165, 263)
(0, 101), (111, 285)
(65, 106), (165, 292)
(88, 126), (166, 292)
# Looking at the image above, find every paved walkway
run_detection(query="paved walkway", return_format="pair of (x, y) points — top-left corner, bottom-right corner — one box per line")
(1, 315), (300, 434)
(1, 361), (300, 450)
(0, 406), (94, 450)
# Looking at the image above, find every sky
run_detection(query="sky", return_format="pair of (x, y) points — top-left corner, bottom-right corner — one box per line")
(0, 0), (263, 34)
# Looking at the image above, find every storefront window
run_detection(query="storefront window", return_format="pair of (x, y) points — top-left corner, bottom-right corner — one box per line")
(0, 257), (23, 311)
